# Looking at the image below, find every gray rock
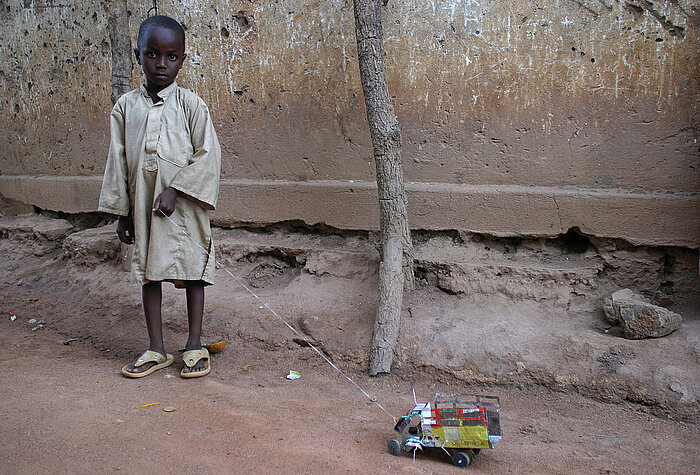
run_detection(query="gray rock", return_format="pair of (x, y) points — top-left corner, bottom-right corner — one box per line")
(604, 289), (682, 339)
(670, 383), (697, 404)
(33, 219), (74, 242)
(0, 214), (72, 240)
(63, 224), (121, 266)
(0, 215), (74, 257)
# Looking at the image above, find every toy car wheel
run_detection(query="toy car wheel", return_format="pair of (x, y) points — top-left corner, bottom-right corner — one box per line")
(452, 451), (471, 468)
(387, 439), (402, 456)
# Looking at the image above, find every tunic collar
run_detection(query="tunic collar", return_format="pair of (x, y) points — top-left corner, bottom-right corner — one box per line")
(140, 81), (178, 104)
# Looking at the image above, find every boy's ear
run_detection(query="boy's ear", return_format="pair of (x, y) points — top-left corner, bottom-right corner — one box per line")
(133, 48), (141, 64)
(182, 52), (187, 62)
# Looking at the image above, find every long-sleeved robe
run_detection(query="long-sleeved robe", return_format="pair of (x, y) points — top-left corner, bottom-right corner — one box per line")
(98, 81), (221, 286)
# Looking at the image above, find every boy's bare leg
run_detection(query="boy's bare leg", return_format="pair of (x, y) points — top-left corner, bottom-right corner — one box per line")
(125, 281), (165, 373)
(182, 282), (206, 373)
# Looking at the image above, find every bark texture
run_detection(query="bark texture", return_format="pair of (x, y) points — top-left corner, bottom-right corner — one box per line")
(353, 0), (414, 375)
(104, 0), (132, 104)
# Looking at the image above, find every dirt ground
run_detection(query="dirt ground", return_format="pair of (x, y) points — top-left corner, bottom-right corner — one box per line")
(0, 214), (698, 473)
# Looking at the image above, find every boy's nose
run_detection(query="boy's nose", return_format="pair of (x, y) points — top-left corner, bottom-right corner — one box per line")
(156, 57), (167, 68)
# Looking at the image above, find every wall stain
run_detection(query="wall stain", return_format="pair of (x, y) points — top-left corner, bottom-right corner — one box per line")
(0, 0), (697, 194)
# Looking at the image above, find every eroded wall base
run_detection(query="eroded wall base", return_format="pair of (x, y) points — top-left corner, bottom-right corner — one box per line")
(1, 175), (697, 248)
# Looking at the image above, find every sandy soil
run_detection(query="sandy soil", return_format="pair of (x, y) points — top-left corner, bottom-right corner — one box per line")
(2, 302), (699, 474)
(0, 216), (698, 473)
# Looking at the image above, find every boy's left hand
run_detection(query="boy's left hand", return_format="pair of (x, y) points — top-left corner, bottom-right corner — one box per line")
(153, 187), (177, 217)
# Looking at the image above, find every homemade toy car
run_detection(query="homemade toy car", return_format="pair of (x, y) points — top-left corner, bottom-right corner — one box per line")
(388, 392), (502, 468)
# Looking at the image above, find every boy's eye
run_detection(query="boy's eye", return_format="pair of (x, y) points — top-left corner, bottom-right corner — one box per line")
(147, 52), (157, 58)
(168, 54), (178, 61)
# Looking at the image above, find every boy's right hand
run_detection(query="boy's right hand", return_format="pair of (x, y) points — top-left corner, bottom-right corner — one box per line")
(116, 215), (135, 244)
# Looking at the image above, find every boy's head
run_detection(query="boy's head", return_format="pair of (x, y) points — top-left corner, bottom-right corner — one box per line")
(134, 15), (187, 94)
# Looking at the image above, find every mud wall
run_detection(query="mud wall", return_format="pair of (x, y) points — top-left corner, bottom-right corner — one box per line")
(0, 1), (698, 247)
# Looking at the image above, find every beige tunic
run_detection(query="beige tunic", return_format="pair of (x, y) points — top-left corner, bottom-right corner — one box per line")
(98, 82), (221, 286)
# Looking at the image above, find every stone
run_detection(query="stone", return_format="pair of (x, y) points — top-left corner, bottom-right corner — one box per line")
(62, 225), (121, 266)
(0, 214), (74, 256)
(670, 383), (697, 404)
(0, 214), (72, 240)
(603, 289), (682, 339)
(33, 219), (74, 242)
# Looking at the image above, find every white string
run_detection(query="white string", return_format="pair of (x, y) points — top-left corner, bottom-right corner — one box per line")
(162, 213), (396, 422)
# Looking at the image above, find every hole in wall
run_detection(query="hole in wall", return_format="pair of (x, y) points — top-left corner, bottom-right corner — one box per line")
(234, 11), (251, 34)
(562, 228), (591, 254)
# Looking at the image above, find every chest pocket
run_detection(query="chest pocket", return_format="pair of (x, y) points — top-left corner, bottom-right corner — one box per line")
(157, 125), (192, 168)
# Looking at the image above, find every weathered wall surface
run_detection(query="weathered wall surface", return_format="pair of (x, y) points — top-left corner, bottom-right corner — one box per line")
(0, 0), (698, 246)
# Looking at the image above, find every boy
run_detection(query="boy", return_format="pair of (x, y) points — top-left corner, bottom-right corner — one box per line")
(99, 15), (221, 378)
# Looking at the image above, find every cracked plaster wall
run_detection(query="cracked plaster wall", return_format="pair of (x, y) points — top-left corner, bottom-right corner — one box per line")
(0, 0), (698, 245)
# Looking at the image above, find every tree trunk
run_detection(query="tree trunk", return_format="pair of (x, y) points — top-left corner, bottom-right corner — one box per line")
(104, 0), (132, 105)
(353, 0), (414, 375)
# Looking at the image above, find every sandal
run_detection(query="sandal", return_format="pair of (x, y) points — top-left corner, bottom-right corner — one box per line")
(181, 348), (211, 378)
(121, 350), (174, 378)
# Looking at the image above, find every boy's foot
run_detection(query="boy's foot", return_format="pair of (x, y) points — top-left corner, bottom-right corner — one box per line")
(181, 358), (206, 373)
(181, 347), (211, 378)
(125, 358), (156, 374)
(121, 350), (174, 378)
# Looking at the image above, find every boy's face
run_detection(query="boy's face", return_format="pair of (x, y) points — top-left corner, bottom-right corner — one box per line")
(134, 26), (186, 94)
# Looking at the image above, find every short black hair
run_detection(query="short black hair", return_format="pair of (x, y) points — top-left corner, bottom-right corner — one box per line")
(137, 15), (185, 51)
